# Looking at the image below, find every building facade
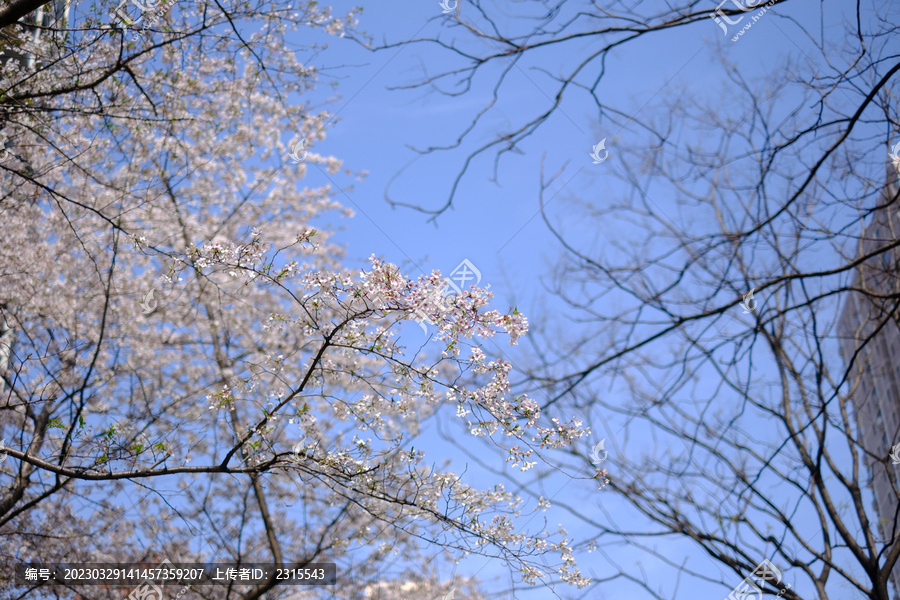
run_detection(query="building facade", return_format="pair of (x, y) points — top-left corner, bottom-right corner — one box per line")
(839, 161), (900, 597)
(0, 0), (70, 71)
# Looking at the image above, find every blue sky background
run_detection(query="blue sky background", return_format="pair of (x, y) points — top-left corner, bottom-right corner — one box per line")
(248, 1), (888, 598)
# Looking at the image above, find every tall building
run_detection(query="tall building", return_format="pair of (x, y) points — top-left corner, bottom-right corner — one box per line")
(839, 158), (900, 597)
(0, 0), (70, 388)
(0, 0), (70, 165)
(0, 0), (70, 71)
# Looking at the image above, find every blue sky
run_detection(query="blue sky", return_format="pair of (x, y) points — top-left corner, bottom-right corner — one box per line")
(266, 1), (885, 598)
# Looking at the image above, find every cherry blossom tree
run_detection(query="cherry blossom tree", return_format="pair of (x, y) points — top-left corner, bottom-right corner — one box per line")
(0, 1), (592, 598)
